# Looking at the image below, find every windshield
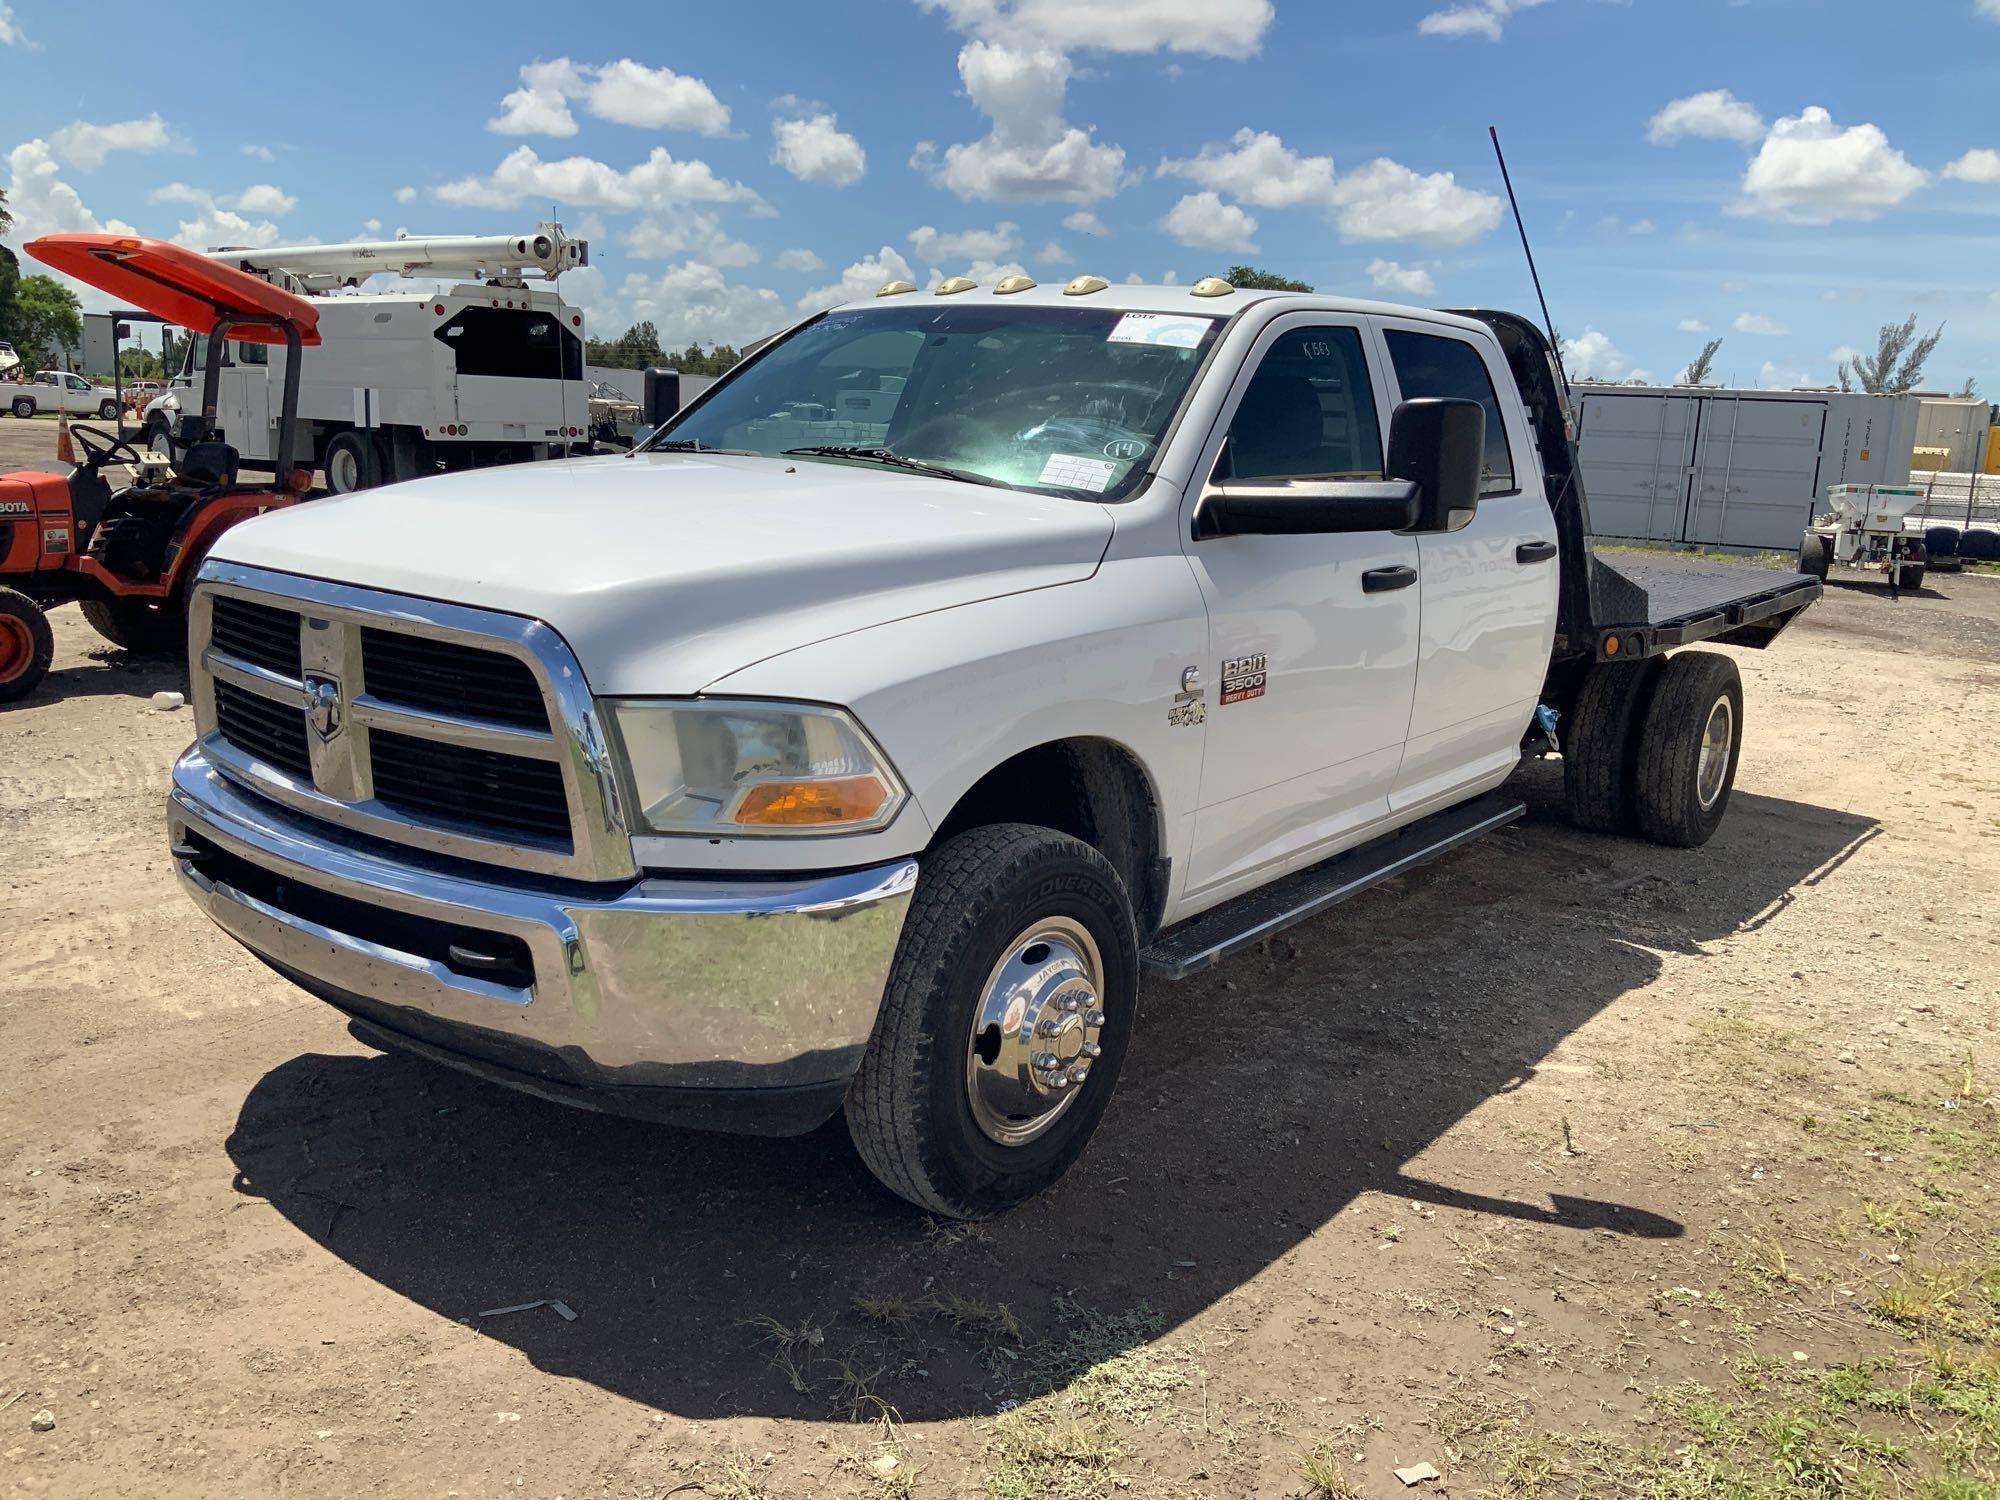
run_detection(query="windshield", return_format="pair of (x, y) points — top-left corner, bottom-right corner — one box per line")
(644, 303), (1224, 500)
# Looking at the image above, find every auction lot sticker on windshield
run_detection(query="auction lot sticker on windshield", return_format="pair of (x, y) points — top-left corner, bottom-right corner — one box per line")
(1106, 313), (1211, 349)
(1039, 453), (1119, 491)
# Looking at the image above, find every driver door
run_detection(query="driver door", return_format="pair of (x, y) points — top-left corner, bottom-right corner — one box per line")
(1180, 318), (1421, 905)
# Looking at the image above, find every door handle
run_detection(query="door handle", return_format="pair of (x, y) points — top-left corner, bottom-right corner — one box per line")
(1362, 565), (1417, 593)
(1516, 540), (1559, 564)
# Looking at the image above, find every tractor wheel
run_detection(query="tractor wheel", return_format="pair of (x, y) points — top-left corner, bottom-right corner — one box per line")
(324, 430), (382, 495)
(0, 587), (54, 703)
(1632, 651), (1743, 849)
(1797, 531), (1833, 581)
(78, 597), (185, 654)
(10, 397), (34, 419)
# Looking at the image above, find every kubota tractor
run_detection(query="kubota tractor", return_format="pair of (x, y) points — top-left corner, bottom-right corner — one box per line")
(0, 234), (320, 703)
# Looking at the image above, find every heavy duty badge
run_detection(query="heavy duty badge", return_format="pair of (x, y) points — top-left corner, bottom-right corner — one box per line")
(1220, 653), (1268, 705)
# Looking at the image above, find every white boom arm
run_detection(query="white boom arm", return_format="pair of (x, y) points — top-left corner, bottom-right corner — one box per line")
(203, 222), (588, 293)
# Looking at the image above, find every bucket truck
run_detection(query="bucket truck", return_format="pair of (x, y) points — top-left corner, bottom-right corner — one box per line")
(143, 224), (593, 493)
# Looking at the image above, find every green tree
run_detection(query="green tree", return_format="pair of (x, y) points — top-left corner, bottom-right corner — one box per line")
(1679, 337), (1723, 387)
(9, 274), (82, 371)
(1838, 315), (1943, 395)
(1223, 265), (1313, 292)
(118, 347), (162, 379)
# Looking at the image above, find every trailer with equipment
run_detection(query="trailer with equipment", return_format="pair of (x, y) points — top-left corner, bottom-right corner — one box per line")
(143, 224), (591, 493)
(0, 233), (320, 702)
(1797, 483), (1931, 593)
(166, 272), (1818, 1218)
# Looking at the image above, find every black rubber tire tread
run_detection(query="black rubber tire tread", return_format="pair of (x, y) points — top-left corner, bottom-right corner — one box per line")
(845, 822), (1137, 1219)
(323, 430), (382, 494)
(1562, 658), (1664, 834)
(0, 586), (54, 703)
(1900, 564), (1927, 591)
(10, 397), (33, 419)
(1797, 531), (1832, 581)
(1632, 650), (1743, 849)
(78, 597), (184, 653)
(98, 401), (119, 421)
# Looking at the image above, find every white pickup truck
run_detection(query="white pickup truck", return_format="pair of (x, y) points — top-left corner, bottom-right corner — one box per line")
(167, 277), (1820, 1217)
(8, 369), (121, 420)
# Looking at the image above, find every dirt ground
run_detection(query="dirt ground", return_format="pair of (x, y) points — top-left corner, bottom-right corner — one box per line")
(2, 413), (1997, 1498)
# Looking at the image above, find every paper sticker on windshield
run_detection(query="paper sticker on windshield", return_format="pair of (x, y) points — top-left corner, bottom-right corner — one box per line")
(1039, 453), (1118, 492)
(1106, 313), (1211, 349)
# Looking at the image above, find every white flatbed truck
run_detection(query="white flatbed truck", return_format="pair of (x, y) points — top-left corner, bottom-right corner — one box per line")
(166, 275), (1820, 1217)
(144, 225), (592, 493)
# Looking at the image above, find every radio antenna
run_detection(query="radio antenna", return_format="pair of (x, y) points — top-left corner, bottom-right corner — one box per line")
(1489, 125), (1571, 396)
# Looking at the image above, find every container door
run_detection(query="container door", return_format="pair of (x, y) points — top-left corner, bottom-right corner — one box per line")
(1573, 391), (1696, 541)
(1686, 397), (1825, 550)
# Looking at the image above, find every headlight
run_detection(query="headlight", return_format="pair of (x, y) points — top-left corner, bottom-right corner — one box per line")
(604, 699), (906, 837)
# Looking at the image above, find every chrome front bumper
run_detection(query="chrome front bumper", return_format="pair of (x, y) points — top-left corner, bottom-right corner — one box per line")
(169, 748), (918, 1134)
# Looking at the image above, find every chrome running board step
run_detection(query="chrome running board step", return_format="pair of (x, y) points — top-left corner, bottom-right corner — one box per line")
(1140, 792), (1526, 981)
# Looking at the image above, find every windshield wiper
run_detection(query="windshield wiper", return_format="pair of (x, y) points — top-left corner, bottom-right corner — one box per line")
(782, 445), (1009, 489)
(646, 438), (710, 451)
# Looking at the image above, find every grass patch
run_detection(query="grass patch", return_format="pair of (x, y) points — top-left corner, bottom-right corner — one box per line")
(1296, 1440), (1361, 1498)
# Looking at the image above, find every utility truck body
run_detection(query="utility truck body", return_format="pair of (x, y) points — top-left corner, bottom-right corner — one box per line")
(166, 276), (1819, 1218)
(143, 225), (591, 492)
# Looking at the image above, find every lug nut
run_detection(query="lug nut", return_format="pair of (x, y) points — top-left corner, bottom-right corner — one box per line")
(1067, 1062), (1090, 1083)
(1061, 995), (1081, 1012)
(1049, 1074), (1070, 1089)
(1081, 1041), (1102, 1059)
(1084, 1010), (1105, 1028)
(1038, 1017), (1064, 1037)
(1031, 1051), (1058, 1071)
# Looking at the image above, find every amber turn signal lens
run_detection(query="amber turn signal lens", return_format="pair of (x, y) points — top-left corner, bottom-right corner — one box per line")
(734, 775), (893, 827)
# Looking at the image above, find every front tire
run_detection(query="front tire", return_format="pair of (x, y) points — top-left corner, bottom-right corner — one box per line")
(1632, 651), (1743, 848)
(78, 597), (184, 653)
(0, 587), (54, 702)
(323, 430), (382, 494)
(845, 824), (1138, 1219)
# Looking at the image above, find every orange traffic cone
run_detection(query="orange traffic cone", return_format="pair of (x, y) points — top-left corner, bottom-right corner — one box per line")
(55, 415), (74, 464)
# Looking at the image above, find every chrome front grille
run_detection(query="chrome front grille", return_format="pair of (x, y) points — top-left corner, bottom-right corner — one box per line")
(189, 562), (634, 881)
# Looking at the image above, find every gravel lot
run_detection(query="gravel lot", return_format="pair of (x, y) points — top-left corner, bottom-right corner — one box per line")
(3, 413), (1997, 1497)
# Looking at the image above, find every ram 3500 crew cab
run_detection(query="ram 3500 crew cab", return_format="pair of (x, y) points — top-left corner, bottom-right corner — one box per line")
(168, 277), (1820, 1217)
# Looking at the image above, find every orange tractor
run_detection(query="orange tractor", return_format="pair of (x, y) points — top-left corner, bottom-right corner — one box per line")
(0, 234), (321, 703)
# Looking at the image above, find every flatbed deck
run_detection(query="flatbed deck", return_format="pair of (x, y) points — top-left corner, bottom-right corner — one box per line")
(1576, 552), (1820, 660)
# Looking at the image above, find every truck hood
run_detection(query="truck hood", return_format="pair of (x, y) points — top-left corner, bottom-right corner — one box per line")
(211, 452), (1115, 694)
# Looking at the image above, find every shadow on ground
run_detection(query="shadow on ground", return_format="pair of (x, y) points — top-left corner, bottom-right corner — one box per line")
(225, 762), (1877, 1422)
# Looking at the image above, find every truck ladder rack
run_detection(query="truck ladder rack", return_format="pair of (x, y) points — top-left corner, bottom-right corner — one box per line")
(1140, 792), (1525, 981)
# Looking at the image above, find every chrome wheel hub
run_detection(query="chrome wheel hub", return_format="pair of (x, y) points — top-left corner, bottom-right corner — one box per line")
(965, 916), (1105, 1147)
(1696, 696), (1733, 810)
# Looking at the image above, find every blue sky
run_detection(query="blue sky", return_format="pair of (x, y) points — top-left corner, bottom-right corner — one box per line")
(4, 0), (1997, 391)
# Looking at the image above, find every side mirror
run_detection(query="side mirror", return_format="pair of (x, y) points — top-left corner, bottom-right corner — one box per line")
(116, 323), (132, 341)
(1386, 396), (1485, 533)
(1196, 478), (1420, 538)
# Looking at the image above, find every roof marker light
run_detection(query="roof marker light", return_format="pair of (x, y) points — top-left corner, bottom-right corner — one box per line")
(993, 274), (1036, 294)
(1063, 275), (1109, 296)
(1190, 277), (1236, 298)
(876, 280), (917, 297)
(935, 276), (977, 296)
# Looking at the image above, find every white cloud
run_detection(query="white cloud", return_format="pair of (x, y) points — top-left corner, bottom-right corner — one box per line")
(1417, 0), (1548, 41)
(1159, 128), (1334, 210)
(487, 57), (731, 138)
(3, 141), (135, 241)
(1757, 360), (1813, 390)
(1629, 218), (1656, 235)
(1366, 259), (1436, 297)
(1730, 107), (1928, 223)
(1327, 158), (1502, 248)
(230, 184), (296, 216)
(241, 143), (276, 162)
(623, 212), (759, 268)
(1678, 318), (1711, 333)
(918, 0), (1273, 59)
(1647, 89), (1765, 146)
(914, 42), (1127, 203)
(1160, 191), (1257, 252)
(0, 2), (26, 45)
(1733, 312), (1789, 336)
(1980, 0), (2000, 19)
(908, 221), (1022, 264)
(1063, 209), (1110, 237)
(394, 185), (417, 204)
(615, 261), (788, 348)
(362, 218), (382, 235)
(47, 114), (179, 172)
(146, 182), (285, 251)
(1720, 277), (1749, 294)
(772, 111), (867, 187)
(435, 145), (765, 214)
(1566, 327), (1648, 383)
(799, 246), (918, 310)
(774, 248), (824, 273)
(1944, 148), (2000, 184)
(1037, 240), (1069, 264)
(1827, 344), (1863, 367)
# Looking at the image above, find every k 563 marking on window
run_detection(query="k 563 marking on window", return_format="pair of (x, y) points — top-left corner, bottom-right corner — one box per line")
(1220, 653), (1268, 705)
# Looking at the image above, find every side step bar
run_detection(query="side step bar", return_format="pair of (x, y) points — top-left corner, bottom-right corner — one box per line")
(1139, 792), (1526, 981)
